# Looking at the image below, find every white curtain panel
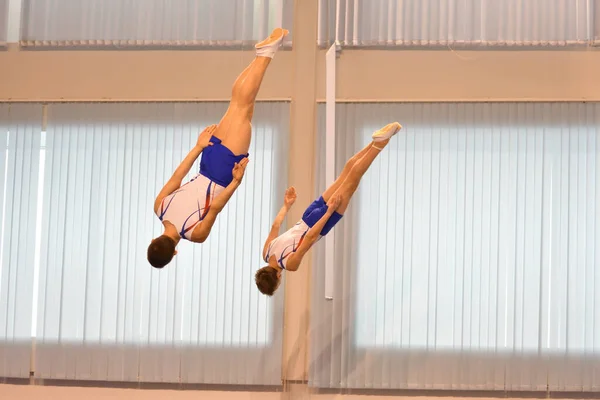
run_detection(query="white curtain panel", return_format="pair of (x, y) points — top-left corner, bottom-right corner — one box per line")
(595, 0), (600, 44)
(311, 102), (600, 391)
(21, 0), (293, 48)
(33, 102), (289, 384)
(318, 0), (593, 47)
(0, 0), (8, 45)
(0, 104), (43, 378)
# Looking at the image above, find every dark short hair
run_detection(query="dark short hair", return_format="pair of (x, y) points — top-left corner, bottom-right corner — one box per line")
(255, 266), (280, 296)
(147, 235), (176, 269)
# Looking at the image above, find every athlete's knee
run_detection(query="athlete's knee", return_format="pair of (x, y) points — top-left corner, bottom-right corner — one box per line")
(231, 86), (255, 107)
(339, 155), (358, 176)
(147, 235), (176, 269)
(339, 179), (359, 201)
(226, 101), (253, 121)
(347, 167), (363, 186)
(348, 152), (363, 167)
(246, 106), (254, 121)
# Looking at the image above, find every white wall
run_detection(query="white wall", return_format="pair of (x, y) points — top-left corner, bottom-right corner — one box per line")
(3, 49), (600, 102)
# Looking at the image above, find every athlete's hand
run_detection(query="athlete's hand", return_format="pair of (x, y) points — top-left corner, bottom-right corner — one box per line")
(197, 125), (216, 149)
(284, 186), (297, 207)
(327, 194), (342, 213)
(232, 157), (249, 182)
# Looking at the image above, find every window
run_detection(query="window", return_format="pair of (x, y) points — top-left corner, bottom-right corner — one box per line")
(318, 0), (593, 48)
(311, 102), (600, 391)
(20, 0), (293, 48)
(1, 102), (289, 384)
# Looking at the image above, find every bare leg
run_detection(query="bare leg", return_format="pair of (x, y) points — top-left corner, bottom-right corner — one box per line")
(213, 28), (288, 155)
(212, 57), (271, 155)
(322, 122), (401, 213)
(332, 139), (391, 214)
(322, 142), (374, 202)
(230, 57), (272, 110)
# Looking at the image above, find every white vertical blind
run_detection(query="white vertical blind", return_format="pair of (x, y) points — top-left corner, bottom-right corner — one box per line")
(318, 0), (593, 47)
(20, 0), (293, 48)
(311, 102), (600, 391)
(0, 0), (8, 45)
(35, 102), (289, 384)
(0, 104), (42, 378)
(595, 0), (600, 44)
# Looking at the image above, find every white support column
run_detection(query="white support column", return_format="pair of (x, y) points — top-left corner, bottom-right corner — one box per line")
(283, 0), (320, 382)
(324, 42), (339, 300)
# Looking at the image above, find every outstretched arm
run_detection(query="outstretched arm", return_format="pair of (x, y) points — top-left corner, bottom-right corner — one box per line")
(153, 125), (216, 214)
(190, 158), (249, 243)
(285, 194), (341, 271)
(262, 187), (297, 259)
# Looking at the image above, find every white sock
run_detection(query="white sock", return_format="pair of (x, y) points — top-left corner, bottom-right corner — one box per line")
(255, 38), (284, 59)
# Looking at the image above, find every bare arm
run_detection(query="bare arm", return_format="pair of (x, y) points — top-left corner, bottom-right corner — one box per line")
(190, 158), (249, 243)
(262, 204), (291, 259)
(262, 187), (297, 259)
(285, 194), (341, 272)
(153, 125), (216, 214)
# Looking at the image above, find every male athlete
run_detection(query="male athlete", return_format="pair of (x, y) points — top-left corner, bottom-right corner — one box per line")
(255, 122), (402, 295)
(148, 28), (289, 269)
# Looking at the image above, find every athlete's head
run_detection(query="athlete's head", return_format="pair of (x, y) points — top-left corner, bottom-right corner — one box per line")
(147, 235), (178, 269)
(255, 266), (282, 296)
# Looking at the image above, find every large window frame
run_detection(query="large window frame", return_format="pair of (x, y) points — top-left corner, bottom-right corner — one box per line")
(310, 102), (600, 392)
(0, 102), (289, 385)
